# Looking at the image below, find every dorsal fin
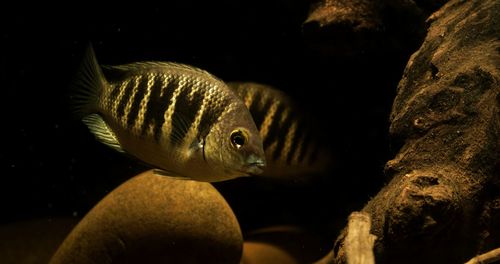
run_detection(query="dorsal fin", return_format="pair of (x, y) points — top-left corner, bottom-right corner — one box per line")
(101, 61), (217, 80)
(70, 44), (107, 118)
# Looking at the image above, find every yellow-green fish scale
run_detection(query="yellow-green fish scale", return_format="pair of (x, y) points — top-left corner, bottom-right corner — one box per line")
(100, 69), (233, 152)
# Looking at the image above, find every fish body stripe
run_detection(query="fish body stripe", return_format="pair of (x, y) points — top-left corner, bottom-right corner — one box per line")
(180, 82), (228, 149)
(271, 108), (293, 161)
(107, 80), (128, 117)
(122, 75), (144, 126)
(154, 76), (180, 142)
(161, 76), (189, 144)
(280, 120), (298, 164)
(183, 91), (209, 147)
(290, 132), (306, 165)
(111, 80), (129, 118)
(127, 74), (150, 129)
(108, 80), (123, 104)
(253, 97), (274, 131)
(169, 80), (204, 145)
(116, 76), (140, 121)
(297, 127), (312, 164)
(266, 140), (279, 162)
(285, 119), (303, 165)
(258, 99), (280, 142)
(196, 90), (229, 140)
(139, 75), (176, 142)
(239, 87), (269, 130)
(242, 87), (257, 109)
(262, 103), (285, 149)
(248, 90), (263, 122)
(132, 74), (155, 135)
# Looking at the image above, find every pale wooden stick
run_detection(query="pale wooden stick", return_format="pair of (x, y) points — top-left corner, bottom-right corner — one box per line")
(345, 212), (377, 264)
(465, 247), (500, 264)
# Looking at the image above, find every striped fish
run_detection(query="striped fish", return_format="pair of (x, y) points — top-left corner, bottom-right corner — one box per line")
(228, 82), (332, 178)
(71, 46), (266, 182)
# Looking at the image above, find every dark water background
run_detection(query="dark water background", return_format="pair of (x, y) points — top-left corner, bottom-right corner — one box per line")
(1, 1), (412, 246)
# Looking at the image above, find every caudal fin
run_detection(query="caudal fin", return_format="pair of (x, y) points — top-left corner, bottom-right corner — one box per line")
(70, 44), (107, 119)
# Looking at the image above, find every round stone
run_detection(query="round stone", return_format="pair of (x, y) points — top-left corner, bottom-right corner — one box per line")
(51, 170), (243, 264)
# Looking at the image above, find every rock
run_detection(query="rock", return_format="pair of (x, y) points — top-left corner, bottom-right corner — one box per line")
(241, 242), (299, 264)
(50, 170), (243, 264)
(241, 225), (328, 264)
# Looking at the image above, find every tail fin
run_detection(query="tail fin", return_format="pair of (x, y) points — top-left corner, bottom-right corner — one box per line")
(70, 44), (107, 119)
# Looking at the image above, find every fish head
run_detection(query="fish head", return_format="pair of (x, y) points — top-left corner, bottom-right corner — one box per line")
(204, 107), (266, 178)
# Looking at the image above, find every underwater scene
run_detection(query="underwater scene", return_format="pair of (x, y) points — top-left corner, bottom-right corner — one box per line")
(2, 0), (499, 263)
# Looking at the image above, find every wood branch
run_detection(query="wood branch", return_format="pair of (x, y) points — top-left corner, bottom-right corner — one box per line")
(302, 0), (448, 56)
(345, 212), (376, 264)
(465, 247), (500, 264)
(319, 0), (500, 263)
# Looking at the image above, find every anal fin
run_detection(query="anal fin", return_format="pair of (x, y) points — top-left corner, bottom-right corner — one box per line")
(153, 169), (191, 180)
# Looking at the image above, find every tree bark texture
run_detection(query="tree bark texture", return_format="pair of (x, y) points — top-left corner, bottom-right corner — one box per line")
(328, 0), (500, 263)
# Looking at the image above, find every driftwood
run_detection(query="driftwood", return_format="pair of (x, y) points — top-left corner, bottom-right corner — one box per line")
(319, 0), (500, 263)
(465, 247), (500, 264)
(344, 212), (376, 264)
(303, 0), (448, 56)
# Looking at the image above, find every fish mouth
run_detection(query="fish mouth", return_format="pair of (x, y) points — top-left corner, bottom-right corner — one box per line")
(245, 164), (264, 175)
(243, 157), (266, 175)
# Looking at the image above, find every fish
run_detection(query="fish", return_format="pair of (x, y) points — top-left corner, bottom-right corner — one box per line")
(227, 82), (332, 179)
(71, 46), (266, 182)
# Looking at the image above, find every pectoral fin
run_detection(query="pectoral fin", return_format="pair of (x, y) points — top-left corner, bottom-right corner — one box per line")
(82, 114), (125, 153)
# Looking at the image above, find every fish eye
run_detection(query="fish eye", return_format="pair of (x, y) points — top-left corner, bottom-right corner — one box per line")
(230, 130), (247, 149)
